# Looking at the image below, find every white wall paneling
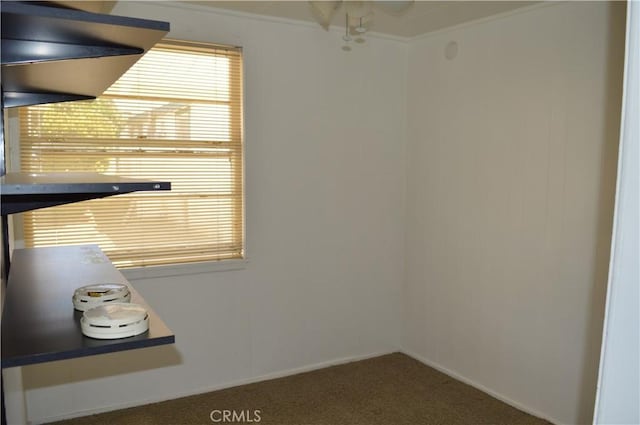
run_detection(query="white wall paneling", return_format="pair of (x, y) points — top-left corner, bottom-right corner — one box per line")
(403, 2), (625, 424)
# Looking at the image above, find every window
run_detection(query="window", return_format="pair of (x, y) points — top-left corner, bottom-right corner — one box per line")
(18, 41), (244, 268)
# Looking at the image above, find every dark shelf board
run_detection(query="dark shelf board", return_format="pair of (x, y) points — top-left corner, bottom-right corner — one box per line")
(1, 1), (170, 108)
(1, 172), (171, 215)
(1, 245), (175, 368)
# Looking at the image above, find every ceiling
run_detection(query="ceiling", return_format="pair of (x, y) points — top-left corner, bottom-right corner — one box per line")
(184, 1), (539, 38)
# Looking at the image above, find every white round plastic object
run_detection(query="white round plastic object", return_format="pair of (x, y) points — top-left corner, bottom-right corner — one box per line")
(81, 303), (149, 339)
(73, 283), (131, 311)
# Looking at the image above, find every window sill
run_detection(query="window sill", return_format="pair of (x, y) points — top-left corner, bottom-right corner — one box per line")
(121, 258), (249, 281)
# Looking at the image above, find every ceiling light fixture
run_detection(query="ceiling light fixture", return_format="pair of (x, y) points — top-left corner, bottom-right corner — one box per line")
(342, 13), (352, 51)
(309, 0), (414, 51)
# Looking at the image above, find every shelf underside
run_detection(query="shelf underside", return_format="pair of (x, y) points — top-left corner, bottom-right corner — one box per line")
(1, 1), (169, 107)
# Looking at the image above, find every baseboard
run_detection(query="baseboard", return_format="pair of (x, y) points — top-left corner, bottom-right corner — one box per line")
(33, 349), (397, 424)
(400, 349), (559, 425)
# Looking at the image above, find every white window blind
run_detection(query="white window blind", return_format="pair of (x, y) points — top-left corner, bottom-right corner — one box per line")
(19, 41), (244, 268)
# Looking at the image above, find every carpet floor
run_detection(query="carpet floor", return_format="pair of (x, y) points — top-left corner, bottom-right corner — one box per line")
(52, 353), (550, 425)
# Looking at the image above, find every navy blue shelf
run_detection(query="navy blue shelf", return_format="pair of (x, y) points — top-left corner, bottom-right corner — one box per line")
(1, 245), (175, 368)
(0, 172), (171, 215)
(1, 1), (170, 107)
(0, 4), (173, 422)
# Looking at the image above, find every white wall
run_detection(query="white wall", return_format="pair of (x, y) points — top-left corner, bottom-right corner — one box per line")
(403, 2), (625, 424)
(19, 3), (407, 423)
(594, 1), (640, 423)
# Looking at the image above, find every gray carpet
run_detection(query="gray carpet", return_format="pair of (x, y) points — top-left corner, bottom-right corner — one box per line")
(52, 353), (550, 425)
